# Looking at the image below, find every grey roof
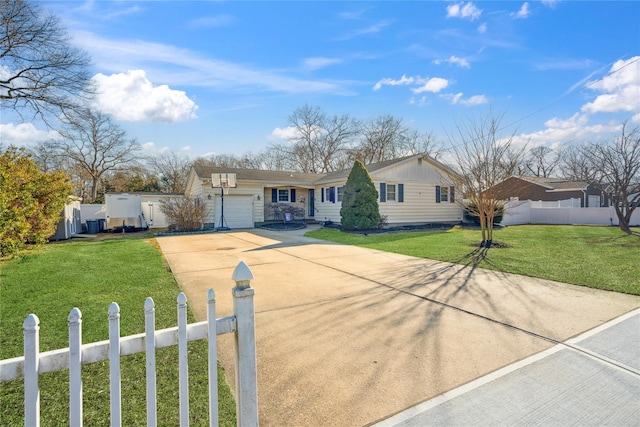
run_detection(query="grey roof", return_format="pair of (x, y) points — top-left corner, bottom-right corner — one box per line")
(193, 166), (324, 184)
(520, 176), (589, 191)
(192, 154), (458, 185)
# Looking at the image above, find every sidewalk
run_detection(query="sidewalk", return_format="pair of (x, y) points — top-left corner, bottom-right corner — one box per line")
(373, 309), (640, 426)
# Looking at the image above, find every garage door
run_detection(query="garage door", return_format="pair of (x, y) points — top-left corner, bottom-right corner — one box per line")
(214, 196), (254, 229)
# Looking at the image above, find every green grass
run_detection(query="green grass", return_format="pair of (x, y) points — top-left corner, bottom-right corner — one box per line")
(307, 225), (640, 295)
(0, 236), (236, 426)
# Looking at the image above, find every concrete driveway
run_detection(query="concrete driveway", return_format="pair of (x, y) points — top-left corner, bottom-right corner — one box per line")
(156, 226), (640, 426)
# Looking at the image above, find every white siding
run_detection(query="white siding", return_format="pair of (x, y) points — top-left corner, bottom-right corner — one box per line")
(377, 180), (462, 224)
(375, 158), (452, 182)
(315, 184), (343, 223)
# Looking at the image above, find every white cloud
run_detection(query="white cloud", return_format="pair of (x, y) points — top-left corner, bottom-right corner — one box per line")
(440, 92), (488, 105)
(512, 3), (531, 19)
(478, 22), (488, 33)
(373, 74), (415, 90)
(581, 56), (640, 115)
(435, 55), (471, 68)
(71, 31), (348, 95)
(91, 70), (198, 123)
(0, 123), (58, 147)
(269, 126), (299, 141)
(303, 57), (342, 71)
(511, 113), (621, 147)
(541, 0), (560, 8)
(461, 94), (489, 105)
(446, 2), (482, 21)
(337, 20), (392, 40)
(412, 77), (449, 94)
(189, 15), (236, 29)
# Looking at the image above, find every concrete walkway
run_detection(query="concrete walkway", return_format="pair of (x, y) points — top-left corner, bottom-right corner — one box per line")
(373, 309), (640, 426)
(156, 226), (640, 426)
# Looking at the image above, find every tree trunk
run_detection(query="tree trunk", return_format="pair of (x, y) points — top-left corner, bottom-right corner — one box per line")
(614, 206), (632, 235)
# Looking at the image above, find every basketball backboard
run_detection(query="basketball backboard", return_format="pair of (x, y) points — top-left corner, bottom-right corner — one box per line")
(211, 173), (237, 188)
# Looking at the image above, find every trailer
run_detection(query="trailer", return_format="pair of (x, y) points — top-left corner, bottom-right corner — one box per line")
(104, 193), (148, 231)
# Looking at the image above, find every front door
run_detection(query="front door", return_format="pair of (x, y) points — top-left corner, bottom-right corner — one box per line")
(308, 189), (315, 217)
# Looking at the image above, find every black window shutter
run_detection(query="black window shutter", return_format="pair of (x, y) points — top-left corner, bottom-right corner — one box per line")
(330, 186), (335, 203)
(291, 188), (296, 202)
(271, 189), (277, 202)
(380, 183), (386, 202)
(398, 183), (404, 203)
(435, 186), (441, 203)
(321, 188), (324, 202)
(450, 187), (455, 203)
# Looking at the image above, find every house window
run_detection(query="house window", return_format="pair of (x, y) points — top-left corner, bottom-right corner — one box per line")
(380, 182), (404, 202)
(435, 185), (455, 203)
(387, 184), (396, 202)
(325, 187), (336, 203)
(337, 186), (344, 202)
(441, 187), (449, 202)
(278, 189), (289, 202)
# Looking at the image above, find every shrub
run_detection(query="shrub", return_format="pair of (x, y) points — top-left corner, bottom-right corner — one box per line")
(340, 160), (380, 230)
(0, 147), (72, 256)
(159, 196), (206, 231)
(464, 201), (504, 225)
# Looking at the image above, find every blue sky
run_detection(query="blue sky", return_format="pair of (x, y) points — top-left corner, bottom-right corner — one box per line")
(2, 1), (639, 159)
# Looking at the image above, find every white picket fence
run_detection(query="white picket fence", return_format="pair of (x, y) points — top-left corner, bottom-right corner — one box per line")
(0, 261), (258, 427)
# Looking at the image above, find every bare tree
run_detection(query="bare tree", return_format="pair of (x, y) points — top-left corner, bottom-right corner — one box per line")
(354, 114), (406, 164)
(259, 144), (292, 171)
(449, 113), (525, 250)
(525, 145), (560, 177)
(400, 129), (445, 159)
(558, 143), (592, 180)
(1, 0), (94, 123)
(583, 122), (640, 235)
(51, 109), (140, 202)
(146, 151), (191, 193)
(286, 104), (358, 173)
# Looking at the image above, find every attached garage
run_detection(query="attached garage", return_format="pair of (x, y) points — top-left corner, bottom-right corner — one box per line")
(214, 195), (254, 229)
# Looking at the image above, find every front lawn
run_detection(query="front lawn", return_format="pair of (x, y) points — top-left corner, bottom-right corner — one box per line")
(307, 225), (640, 295)
(0, 235), (236, 426)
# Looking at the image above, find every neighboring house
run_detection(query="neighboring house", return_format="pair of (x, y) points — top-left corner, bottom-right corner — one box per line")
(184, 154), (463, 229)
(490, 176), (607, 208)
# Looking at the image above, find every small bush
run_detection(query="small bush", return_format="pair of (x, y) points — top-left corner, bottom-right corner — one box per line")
(159, 196), (206, 231)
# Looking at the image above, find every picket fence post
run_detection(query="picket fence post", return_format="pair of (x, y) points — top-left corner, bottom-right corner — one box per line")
(207, 289), (218, 426)
(69, 307), (83, 426)
(109, 302), (122, 427)
(24, 314), (40, 427)
(178, 292), (189, 426)
(232, 261), (259, 427)
(145, 297), (157, 427)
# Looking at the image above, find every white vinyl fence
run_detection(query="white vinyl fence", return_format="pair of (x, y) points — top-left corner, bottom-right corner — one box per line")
(0, 261), (258, 427)
(502, 200), (640, 226)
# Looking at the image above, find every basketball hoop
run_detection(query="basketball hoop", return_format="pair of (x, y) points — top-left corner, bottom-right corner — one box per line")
(211, 173), (237, 231)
